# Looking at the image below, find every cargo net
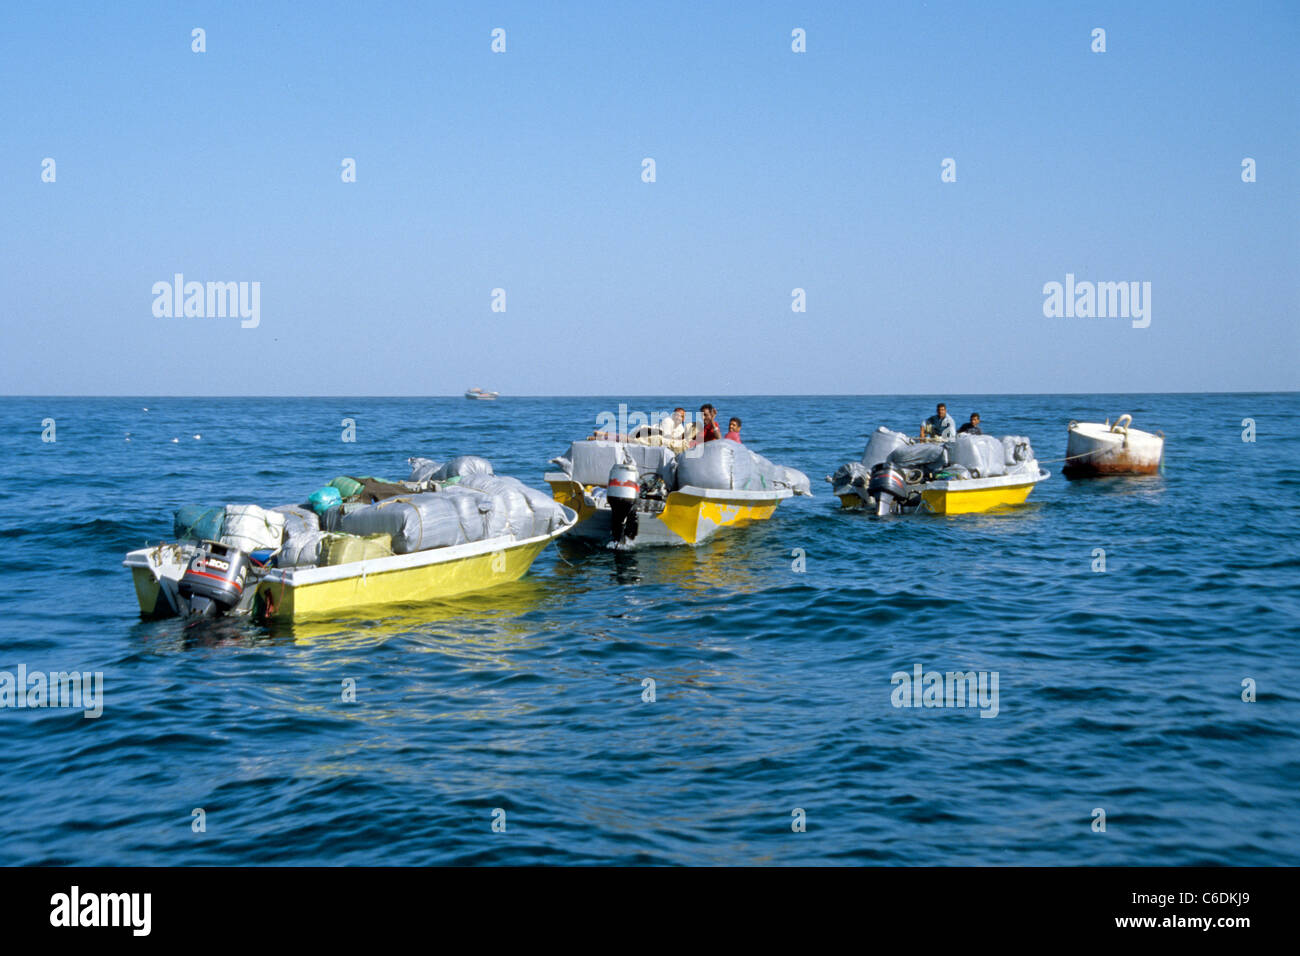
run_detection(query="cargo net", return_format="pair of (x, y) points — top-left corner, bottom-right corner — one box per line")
(173, 456), (571, 569)
(828, 427), (1037, 496)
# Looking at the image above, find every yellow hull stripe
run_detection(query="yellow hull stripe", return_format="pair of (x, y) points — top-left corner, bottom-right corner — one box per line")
(255, 538), (551, 622)
(919, 482), (1036, 514)
(548, 480), (781, 545)
(131, 567), (166, 615)
(657, 492), (778, 544)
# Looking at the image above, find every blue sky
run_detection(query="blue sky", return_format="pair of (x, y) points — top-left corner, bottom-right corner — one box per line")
(1, 0), (1296, 395)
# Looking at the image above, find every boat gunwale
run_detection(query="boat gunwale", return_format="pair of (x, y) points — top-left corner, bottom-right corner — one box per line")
(921, 464), (1049, 493)
(543, 472), (795, 504)
(259, 512), (577, 587)
(122, 542), (194, 570)
(126, 511), (578, 586)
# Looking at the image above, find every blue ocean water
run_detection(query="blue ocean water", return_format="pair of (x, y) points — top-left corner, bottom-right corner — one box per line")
(0, 394), (1296, 866)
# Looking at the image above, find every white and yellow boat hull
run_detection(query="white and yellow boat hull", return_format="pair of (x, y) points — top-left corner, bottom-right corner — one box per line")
(916, 468), (1050, 514)
(837, 467), (1049, 514)
(252, 528), (569, 622)
(125, 514), (577, 623)
(545, 473), (791, 547)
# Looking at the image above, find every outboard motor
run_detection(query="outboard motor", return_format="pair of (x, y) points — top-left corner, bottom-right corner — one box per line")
(178, 541), (250, 616)
(607, 462), (640, 544)
(868, 462), (909, 515)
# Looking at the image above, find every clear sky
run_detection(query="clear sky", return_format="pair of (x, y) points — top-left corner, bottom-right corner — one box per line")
(1, 1), (1296, 395)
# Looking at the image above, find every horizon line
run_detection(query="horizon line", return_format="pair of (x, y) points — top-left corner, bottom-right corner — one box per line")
(3, 389), (1296, 399)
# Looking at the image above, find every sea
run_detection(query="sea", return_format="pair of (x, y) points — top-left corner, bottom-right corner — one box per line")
(0, 393), (1296, 865)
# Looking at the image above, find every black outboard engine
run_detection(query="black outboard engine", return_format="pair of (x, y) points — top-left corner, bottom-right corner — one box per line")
(607, 462), (640, 545)
(178, 541), (250, 616)
(868, 462), (909, 515)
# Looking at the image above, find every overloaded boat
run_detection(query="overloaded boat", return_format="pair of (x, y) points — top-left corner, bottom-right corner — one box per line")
(1063, 414), (1164, 478)
(125, 456), (576, 623)
(464, 386), (499, 400)
(828, 426), (1048, 515)
(544, 438), (811, 548)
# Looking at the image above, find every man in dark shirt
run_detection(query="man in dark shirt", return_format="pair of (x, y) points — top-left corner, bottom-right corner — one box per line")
(958, 413), (983, 435)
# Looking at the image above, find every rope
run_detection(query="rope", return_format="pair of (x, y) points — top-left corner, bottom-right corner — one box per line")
(1037, 448), (1103, 466)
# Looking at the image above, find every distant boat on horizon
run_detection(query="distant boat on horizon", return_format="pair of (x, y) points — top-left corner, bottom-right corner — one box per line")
(464, 386), (500, 400)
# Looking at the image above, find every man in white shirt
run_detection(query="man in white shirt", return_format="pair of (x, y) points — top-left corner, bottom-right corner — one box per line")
(656, 407), (688, 441)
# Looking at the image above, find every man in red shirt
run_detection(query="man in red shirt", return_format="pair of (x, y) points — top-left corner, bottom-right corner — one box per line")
(697, 404), (722, 443)
(724, 417), (743, 443)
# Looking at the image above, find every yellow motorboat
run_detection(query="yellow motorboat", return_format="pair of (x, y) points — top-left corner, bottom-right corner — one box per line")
(545, 474), (792, 546)
(545, 437), (810, 548)
(125, 514), (577, 623)
(250, 523), (572, 622)
(125, 456), (577, 622)
(829, 426), (1048, 515)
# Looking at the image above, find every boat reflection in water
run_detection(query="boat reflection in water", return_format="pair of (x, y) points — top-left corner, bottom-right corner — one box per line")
(275, 579), (556, 656)
(135, 576), (559, 659)
(555, 521), (776, 598)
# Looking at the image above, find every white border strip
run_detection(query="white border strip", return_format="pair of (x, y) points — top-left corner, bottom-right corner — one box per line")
(922, 463), (1049, 492)
(674, 485), (795, 502)
(262, 513), (577, 587)
(545, 473), (792, 503)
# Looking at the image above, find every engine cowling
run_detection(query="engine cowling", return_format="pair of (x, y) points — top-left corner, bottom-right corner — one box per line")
(178, 541), (250, 616)
(607, 462), (640, 543)
(867, 463), (909, 515)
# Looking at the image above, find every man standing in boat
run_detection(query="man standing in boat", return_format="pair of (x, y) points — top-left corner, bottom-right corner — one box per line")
(922, 403), (956, 441)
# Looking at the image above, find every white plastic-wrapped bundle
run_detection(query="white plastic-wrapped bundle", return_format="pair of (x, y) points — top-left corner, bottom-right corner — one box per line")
(220, 504), (286, 552)
(676, 441), (808, 493)
(278, 530), (326, 567)
(946, 435), (1006, 477)
(747, 450), (807, 493)
(271, 504), (319, 540)
(828, 461), (870, 496)
(406, 455), (495, 483)
(676, 440), (756, 490)
(319, 501), (372, 533)
(407, 457), (441, 483)
(458, 473), (569, 537)
(625, 444), (677, 485)
(887, 443), (948, 470)
(552, 441), (676, 487)
(773, 464), (813, 496)
(974, 435), (1009, 476)
(438, 484), (508, 541)
(862, 426), (911, 469)
(1000, 435), (1035, 467)
(338, 490), (499, 554)
(433, 456), (494, 481)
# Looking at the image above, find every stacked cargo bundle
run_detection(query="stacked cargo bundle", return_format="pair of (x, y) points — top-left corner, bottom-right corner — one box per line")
(173, 456), (568, 571)
(550, 438), (811, 497)
(675, 440), (812, 495)
(828, 426), (1040, 502)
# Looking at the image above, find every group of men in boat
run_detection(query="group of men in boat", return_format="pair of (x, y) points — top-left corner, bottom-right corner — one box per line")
(592, 404), (743, 447)
(595, 400), (980, 447)
(922, 402), (983, 441)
